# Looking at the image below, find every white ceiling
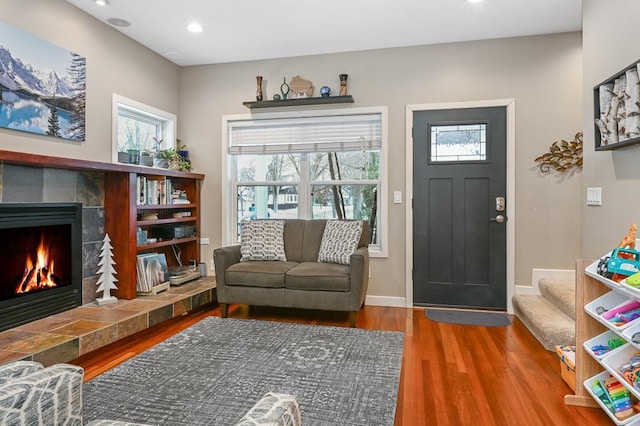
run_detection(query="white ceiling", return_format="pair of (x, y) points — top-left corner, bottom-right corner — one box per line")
(65, 0), (582, 67)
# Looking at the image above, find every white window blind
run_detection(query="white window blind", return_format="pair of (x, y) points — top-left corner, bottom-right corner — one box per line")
(228, 113), (382, 154)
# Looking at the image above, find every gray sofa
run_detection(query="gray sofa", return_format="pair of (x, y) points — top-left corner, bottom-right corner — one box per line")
(213, 219), (370, 327)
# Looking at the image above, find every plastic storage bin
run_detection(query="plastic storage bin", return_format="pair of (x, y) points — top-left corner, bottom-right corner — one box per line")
(585, 370), (640, 425)
(585, 330), (629, 360)
(586, 292), (640, 331)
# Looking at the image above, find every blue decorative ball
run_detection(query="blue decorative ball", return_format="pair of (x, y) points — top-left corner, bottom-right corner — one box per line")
(320, 86), (331, 97)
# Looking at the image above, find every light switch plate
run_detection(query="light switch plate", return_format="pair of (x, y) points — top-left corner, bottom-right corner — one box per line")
(393, 191), (402, 204)
(586, 187), (602, 206)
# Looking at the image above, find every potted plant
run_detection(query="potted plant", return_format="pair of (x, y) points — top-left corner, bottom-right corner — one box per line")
(125, 125), (147, 165)
(154, 147), (174, 169)
(140, 149), (154, 167)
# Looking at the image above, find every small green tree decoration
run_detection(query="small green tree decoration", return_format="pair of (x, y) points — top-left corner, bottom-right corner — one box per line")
(95, 233), (118, 305)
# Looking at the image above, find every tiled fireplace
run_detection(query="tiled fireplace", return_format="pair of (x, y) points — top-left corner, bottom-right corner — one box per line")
(0, 163), (106, 302)
(0, 203), (83, 332)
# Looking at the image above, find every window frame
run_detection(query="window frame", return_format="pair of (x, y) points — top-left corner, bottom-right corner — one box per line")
(222, 106), (388, 257)
(111, 94), (177, 163)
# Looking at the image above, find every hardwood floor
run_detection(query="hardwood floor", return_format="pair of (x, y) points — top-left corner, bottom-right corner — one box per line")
(71, 304), (611, 425)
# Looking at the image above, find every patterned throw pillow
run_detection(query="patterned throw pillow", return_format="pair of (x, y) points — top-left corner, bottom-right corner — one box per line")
(317, 220), (364, 265)
(240, 219), (287, 261)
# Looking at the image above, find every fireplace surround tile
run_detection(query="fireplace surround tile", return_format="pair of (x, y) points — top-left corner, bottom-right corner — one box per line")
(0, 278), (216, 367)
(14, 316), (78, 333)
(43, 169), (77, 202)
(79, 325), (119, 355)
(1, 165), (43, 202)
(32, 338), (79, 366)
(117, 314), (149, 339)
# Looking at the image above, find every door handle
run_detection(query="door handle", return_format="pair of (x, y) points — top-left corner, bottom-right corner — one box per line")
(490, 214), (506, 223)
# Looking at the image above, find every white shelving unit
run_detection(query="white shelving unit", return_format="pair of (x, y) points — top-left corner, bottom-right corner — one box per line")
(579, 249), (640, 424)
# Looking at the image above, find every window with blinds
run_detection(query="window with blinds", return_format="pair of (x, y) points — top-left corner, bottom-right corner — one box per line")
(224, 108), (386, 252)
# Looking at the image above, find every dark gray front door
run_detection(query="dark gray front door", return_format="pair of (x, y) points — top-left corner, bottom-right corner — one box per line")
(413, 106), (507, 310)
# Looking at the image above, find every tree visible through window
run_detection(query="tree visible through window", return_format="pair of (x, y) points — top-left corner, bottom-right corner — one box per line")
(227, 109), (385, 251)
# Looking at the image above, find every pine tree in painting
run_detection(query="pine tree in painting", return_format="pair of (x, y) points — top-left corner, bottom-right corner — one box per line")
(46, 100), (61, 137)
(66, 52), (86, 141)
(96, 233), (118, 304)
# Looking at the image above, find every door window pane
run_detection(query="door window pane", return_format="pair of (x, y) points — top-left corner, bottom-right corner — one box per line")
(430, 124), (486, 162)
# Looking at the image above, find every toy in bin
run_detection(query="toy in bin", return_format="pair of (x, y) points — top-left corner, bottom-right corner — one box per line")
(598, 224), (639, 282)
(590, 376), (635, 420)
(601, 300), (640, 326)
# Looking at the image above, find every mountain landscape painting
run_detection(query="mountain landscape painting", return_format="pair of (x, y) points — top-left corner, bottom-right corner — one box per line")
(0, 20), (86, 141)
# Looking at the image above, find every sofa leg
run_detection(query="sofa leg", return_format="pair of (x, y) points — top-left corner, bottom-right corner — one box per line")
(220, 303), (228, 318)
(349, 311), (358, 328)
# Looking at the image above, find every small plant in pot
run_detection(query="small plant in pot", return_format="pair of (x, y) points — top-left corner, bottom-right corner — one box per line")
(140, 149), (154, 167)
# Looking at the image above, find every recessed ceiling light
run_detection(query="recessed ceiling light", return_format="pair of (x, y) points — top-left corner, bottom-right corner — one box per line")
(467, 0), (483, 3)
(95, 0), (109, 6)
(107, 17), (131, 27)
(187, 22), (203, 33)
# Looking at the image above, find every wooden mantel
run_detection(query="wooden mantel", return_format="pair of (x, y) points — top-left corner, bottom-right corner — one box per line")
(0, 150), (204, 180)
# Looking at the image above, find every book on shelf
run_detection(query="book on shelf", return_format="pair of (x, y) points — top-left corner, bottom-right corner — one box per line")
(136, 252), (170, 293)
(136, 176), (173, 205)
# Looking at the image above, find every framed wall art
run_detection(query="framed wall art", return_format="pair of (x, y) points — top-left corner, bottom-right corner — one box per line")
(0, 20), (86, 141)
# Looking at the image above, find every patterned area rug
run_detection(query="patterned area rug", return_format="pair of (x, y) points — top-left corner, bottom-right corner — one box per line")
(83, 317), (404, 425)
(425, 308), (512, 326)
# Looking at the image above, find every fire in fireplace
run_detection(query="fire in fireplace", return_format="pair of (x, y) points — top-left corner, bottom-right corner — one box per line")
(0, 203), (82, 332)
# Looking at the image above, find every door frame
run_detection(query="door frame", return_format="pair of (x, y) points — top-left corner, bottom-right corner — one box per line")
(405, 99), (516, 313)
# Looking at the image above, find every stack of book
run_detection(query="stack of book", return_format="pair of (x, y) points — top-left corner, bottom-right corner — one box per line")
(136, 176), (173, 205)
(136, 252), (170, 294)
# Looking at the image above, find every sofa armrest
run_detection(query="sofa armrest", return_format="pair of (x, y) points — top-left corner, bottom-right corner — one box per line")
(234, 392), (301, 426)
(0, 363), (84, 425)
(349, 246), (370, 310)
(213, 245), (242, 289)
(0, 361), (43, 386)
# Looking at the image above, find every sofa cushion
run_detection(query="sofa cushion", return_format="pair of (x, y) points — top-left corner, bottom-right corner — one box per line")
(226, 261), (299, 288)
(285, 262), (350, 291)
(240, 219), (286, 262)
(317, 220), (363, 265)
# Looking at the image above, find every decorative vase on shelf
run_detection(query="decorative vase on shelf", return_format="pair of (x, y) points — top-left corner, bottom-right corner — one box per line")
(256, 76), (263, 101)
(339, 74), (348, 96)
(320, 86), (331, 97)
(127, 149), (140, 165)
(280, 77), (290, 100)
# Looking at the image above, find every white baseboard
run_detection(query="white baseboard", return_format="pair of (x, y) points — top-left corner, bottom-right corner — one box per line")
(365, 295), (407, 307)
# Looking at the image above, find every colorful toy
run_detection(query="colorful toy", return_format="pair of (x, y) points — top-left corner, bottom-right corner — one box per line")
(627, 271), (640, 287)
(607, 248), (640, 277)
(602, 301), (640, 326)
(597, 224), (638, 281)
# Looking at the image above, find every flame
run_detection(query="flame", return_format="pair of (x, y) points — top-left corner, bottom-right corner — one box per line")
(15, 235), (58, 294)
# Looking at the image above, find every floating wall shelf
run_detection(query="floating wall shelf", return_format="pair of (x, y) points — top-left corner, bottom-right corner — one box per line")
(243, 95), (354, 109)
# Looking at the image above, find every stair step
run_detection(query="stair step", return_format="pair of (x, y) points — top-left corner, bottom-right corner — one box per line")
(539, 278), (576, 320)
(513, 294), (575, 351)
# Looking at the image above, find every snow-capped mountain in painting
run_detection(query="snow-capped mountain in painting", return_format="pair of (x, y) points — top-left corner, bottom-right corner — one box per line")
(0, 45), (72, 98)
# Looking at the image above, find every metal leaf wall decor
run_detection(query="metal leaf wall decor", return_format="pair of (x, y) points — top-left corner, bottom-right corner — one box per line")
(534, 132), (583, 174)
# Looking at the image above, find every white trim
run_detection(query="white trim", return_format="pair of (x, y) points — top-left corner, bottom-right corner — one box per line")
(111, 94), (177, 163)
(405, 99), (516, 313)
(221, 106), (389, 257)
(365, 295), (407, 307)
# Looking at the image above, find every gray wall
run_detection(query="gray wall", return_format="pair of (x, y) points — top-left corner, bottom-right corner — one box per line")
(180, 32), (583, 302)
(0, 0), (180, 161)
(582, 0), (640, 259)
